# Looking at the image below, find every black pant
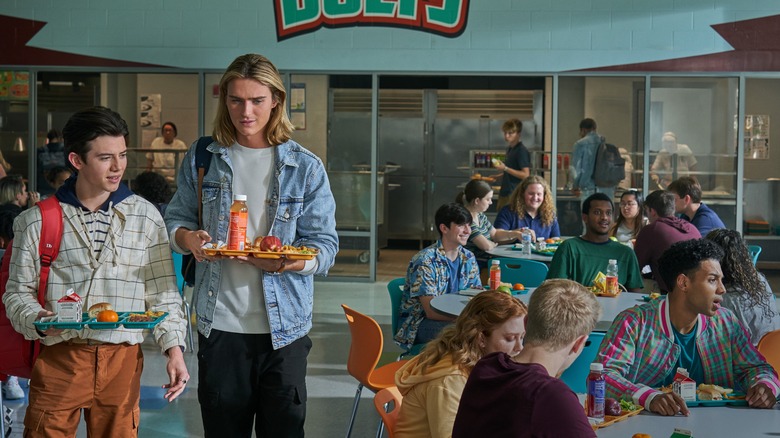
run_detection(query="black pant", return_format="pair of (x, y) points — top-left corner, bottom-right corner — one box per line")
(197, 330), (312, 438)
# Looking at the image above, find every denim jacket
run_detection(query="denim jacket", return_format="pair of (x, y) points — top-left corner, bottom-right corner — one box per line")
(165, 139), (338, 349)
(572, 131), (602, 191)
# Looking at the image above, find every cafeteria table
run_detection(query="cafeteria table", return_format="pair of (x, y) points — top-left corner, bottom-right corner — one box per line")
(431, 289), (649, 332)
(487, 244), (554, 262)
(595, 404), (780, 437)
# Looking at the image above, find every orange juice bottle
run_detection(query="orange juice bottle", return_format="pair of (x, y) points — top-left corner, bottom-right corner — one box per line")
(489, 260), (501, 290)
(227, 194), (248, 250)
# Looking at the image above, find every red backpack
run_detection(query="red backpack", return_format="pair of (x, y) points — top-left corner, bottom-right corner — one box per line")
(0, 197), (63, 379)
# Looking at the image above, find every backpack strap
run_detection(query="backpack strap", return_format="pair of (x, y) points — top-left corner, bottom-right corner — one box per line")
(36, 197), (63, 304)
(181, 136), (213, 284)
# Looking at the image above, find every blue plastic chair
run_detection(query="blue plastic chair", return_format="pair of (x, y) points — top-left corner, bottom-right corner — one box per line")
(387, 278), (425, 359)
(748, 245), (762, 265)
(559, 332), (605, 393)
(492, 258), (549, 288)
(171, 252), (195, 353)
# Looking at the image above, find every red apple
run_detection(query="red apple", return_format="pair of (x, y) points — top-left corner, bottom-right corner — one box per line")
(259, 236), (282, 251)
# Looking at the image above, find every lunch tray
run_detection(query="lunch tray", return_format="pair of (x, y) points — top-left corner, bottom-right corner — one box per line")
(590, 407), (643, 430)
(685, 394), (747, 407)
(203, 246), (318, 260)
(34, 312), (168, 330)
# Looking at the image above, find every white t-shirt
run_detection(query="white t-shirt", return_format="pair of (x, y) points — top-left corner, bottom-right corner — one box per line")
(212, 144), (275, 334)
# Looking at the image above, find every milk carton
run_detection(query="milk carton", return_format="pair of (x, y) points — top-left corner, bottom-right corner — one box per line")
(672, 367), (696, 402)
(56, 289), (82, 322)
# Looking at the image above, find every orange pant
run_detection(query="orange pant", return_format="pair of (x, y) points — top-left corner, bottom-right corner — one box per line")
(23, 342), (143, 438)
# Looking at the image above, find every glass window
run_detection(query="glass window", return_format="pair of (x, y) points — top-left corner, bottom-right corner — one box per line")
(649, 77), (738, 229)
(323, 74), (374, 278)
(555, 76), (646, 235)
(0, 70), (31, 192)
(744, 78), (780, 243)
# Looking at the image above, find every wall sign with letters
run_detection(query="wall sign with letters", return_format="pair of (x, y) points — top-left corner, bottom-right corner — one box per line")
(273, 0), (470, 41)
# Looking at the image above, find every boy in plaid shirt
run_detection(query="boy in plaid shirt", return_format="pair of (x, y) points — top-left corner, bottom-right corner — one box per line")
(596, 238), (779, 415)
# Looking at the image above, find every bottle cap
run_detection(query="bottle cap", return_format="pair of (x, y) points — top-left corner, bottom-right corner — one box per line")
(608, 259), (617, 264)
(233, 194), (247, 201)
(590, 363), (603, 371)
(491, 259), (500, 265)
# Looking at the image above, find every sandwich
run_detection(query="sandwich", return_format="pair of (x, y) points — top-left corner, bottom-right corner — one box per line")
(697, 384), (733, 401)
(88, 302), (113, 319)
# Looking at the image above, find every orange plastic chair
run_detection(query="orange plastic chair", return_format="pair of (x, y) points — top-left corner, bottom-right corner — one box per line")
(373, 387), (403, 438)
(757, 329), (780, 372)
(342, 304), (409, 438)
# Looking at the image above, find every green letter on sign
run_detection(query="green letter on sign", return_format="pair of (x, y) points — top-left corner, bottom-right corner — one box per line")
(280, 0), (320, 28)
(426, 0), (461, 28)
(323, 0), (362, 17)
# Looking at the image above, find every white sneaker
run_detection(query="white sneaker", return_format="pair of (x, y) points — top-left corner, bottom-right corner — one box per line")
(2, 376), (25, 400)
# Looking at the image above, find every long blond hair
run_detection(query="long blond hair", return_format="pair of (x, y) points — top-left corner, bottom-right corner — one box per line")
(416, 292), (528, 374)
(213, 54), (294, 147)
(507, 176), (556, 226)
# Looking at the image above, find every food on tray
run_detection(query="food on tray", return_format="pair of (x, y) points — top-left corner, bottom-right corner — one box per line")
(545, 237), (562, 244)
(127, 310), (165, 322)
(605, 397), (622, 416)
(257, 236), (282, 251)
(649, 292), (661, 300)
(97, 310), (119, 323)
(513, 283), (525, 291)
(697, 384), (733, 401)
(620, 399), (640, 412)
(88, 302), (113, 319)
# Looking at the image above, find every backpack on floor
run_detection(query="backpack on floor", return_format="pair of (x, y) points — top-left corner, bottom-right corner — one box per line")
(0, 196), (63, 379)
(593, 139), (626, 188)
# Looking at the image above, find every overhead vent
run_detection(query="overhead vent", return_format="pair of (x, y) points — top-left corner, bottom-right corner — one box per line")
(332, 89), (424, 115)
(332, 89), (537, 118)
(436, 90), (535, 118)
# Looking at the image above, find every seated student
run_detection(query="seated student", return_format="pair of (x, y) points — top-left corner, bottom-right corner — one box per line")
(668, 176), (725, 236)
(494, 175), (560, 241)
(705, 229), (780, 346)
(132, 170), (172, 215)
(609, 189), (647, 245)
(395, 291), (528, 438)
(44, 165), (73, 193)
(395, 203), (483, 350)
(458, 179), (523, 270)
(546, 193), (643, 291)
(596, 239), (779, 416)
(634, 190), (700, 292)
(0, 175), (39, 211)
(452, 279), (601, 438)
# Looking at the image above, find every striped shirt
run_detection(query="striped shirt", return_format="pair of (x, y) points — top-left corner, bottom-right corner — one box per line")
(596, 298), (780, 409)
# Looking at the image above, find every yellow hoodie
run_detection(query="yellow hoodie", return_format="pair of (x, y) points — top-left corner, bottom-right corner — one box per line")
(394, 354), (469, 438)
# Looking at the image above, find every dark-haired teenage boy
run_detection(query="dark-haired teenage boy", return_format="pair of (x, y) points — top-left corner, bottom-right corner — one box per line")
(3, 106), (188, 437)
(596, 239), (779, 416)
(395, 203), (483, 350)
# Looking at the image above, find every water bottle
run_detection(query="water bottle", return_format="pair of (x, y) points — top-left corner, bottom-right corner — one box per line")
(489, 259), (501, 290)
(586, 363), (606, 419)
(521, 229), (532, 255)
(536, 237), (546, 251)
(606, 259), (619, 296)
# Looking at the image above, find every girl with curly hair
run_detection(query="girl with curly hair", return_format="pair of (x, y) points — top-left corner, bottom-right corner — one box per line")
(494, 175), (560, 241)
(394, 291), (527, 438)
(705, 229), (780, 345)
